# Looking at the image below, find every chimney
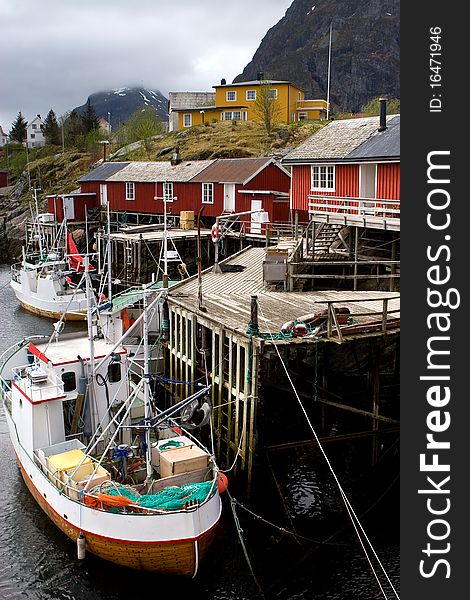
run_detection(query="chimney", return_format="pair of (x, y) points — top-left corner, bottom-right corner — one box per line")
(171, 147), (182, 166)
(220, 78), (226, 85)
(257, 71), (264, 81)
(378, 98), (387, 132)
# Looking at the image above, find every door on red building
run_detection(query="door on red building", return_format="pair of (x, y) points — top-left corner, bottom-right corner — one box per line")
(100, 184), (108, 207)
(359, 163), (377, 215)
(224, 184), (235, 213)
(250, 199), (262, 233)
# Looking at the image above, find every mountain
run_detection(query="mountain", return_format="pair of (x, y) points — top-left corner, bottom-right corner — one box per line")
(234, 0), (399, 113)
(73, 87), (168, 126)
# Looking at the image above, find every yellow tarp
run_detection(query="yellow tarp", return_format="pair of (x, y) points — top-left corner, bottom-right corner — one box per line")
(47, 449), (91, 473)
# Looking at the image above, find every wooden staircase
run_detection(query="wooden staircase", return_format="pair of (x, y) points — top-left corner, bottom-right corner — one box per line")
(312, 223), (346, 257)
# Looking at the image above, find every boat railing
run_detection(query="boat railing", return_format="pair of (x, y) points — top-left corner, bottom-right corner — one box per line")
(11, 364), (65, 402)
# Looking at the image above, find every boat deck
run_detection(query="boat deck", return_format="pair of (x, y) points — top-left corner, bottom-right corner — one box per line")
(33, 334), (126, 365)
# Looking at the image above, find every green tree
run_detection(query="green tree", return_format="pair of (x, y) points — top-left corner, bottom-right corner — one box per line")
(9, 111), (27, 144)
(362, 97), (400, 116)
(253, 80), (282, 136)
(62, 110), (84, 147)
(41, 109), (61, 145)
(81, 99), (100, 134)
(119, 107), (164, 158)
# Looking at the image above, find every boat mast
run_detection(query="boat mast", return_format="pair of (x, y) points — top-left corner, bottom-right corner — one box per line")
(84, 255), (98, 431)
(106, 200), (113, 302)
(326, 22), (333, 120)
(163, 183), (169, 289)
(142, 284), (153, 482)
(32, 187), (43, 257)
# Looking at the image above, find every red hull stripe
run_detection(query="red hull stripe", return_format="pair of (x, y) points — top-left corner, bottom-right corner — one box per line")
(11, 380), (66, 405)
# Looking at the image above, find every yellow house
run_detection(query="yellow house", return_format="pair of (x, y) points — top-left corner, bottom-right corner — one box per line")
(174, 78), (329, 130)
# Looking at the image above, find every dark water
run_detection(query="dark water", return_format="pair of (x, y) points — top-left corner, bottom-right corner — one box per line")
(0, 264), (399, 599)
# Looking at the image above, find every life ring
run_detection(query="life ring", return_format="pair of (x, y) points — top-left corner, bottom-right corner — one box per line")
(211, 224), (219, 242)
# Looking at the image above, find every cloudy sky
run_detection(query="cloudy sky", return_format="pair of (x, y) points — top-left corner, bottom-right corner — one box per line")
(0, 0), (293, 131)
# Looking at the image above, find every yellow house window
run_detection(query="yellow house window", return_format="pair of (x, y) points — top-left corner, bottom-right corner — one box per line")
(183, 114), (192, 127)
(226, 91), (237, 102)
(246, 90), (256, 100)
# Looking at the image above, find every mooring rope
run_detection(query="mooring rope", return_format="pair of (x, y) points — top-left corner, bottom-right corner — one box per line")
(258, 304), (400, 600)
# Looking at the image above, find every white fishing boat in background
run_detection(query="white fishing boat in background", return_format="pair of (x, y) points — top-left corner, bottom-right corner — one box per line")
(9, 188), (110, 320)
(0, 267), (222, 576)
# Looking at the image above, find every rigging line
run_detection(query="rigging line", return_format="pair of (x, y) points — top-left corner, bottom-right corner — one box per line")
(258, 305), (400, 600)
(203, 350), (215, 457)
(43, 270), (87, 352)
(227, 490), (265, 599)
(232, 498), (350, 546)
(221, 414), (246, 473)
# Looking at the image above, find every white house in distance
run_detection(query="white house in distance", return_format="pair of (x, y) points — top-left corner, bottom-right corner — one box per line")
(25, 115), (45, 148)
(0, 125), (8, 147)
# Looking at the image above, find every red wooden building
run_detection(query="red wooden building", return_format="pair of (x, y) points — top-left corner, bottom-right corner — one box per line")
(77, 157), (290, 225)
(47, 191), (99, 222)
(283, 111), (400, 231)
(0, 169), (8, 188)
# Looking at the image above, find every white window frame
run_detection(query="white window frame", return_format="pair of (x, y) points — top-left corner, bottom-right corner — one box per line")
(298, 112), (308, 121)
(125, 182), (135, 201)
(202, 183), (214, 204)
(311, 165), (335, 192)
(268, 88), (278, 99)
(222, 111), (244, 121)
(246, 90), (256, 101)
(183, 113), (192, 127)
(163, 182), (174, 202)
(226, 90), (237, 102)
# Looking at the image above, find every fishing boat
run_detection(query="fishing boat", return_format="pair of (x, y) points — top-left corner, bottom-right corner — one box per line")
(9, 190), (105, 320)
(0, 265), (222, 576)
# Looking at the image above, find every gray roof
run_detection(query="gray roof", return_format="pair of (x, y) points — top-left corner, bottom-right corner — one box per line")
(78, 162), (130, 182)
(214, 80), (298, 88)
(78, 160), (215, 183)
(348, 116), (400, 159)
(283, 115), (400, 163)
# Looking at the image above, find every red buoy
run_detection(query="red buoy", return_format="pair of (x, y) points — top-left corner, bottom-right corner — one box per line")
(172, 426), (183, 435)
(217, 472), (228, 493)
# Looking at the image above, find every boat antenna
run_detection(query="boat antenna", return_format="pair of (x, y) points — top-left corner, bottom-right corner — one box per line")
(326, 22), (333, 120)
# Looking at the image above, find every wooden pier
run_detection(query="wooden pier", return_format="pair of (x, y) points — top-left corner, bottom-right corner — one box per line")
(165, 246), (400, 489)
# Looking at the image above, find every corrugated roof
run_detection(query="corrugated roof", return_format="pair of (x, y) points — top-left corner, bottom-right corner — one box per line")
(78, 160), (215, 183)
(283, 115), (400, 163)
(190, 157), (277, 184)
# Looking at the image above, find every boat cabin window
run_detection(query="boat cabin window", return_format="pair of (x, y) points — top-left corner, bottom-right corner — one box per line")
(108, 363), (121, 383)
(61, 371), (77, 392)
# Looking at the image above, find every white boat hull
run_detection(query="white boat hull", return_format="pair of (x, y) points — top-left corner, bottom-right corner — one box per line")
(10, 278), (88, 320)
(3, 404), (222, 576)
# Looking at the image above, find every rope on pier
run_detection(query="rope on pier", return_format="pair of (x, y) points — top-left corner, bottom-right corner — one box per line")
(258, 304), (400, 600)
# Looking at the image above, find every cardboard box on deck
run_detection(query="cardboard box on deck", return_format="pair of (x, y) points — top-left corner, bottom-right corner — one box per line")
(159, 444), (208, 479)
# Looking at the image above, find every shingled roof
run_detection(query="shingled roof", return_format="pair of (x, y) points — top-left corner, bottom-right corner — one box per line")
(78, 160), (215, 183)
(283, 115), (400, 164)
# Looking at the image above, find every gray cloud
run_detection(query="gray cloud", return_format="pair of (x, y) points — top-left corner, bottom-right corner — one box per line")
(1, 0), (292, 130)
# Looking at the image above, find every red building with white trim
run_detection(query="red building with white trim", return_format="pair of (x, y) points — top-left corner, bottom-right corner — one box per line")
(76, 157), (290, 225)
(283, 112), (400, 231)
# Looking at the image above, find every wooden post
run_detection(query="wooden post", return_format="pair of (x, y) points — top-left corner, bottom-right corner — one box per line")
(390, 233), (397, 292)
(354, 226), (359, 291)
(137, 235), (142, 284)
